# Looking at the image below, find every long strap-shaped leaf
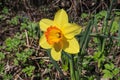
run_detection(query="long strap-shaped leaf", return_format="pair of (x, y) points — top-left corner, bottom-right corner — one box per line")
(76, 19), (94, 79)
(79, 19), (94, 55)
(46, 50), (67, 79)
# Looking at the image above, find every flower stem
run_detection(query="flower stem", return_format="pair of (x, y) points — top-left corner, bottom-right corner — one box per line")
(70, 55), (76, 80)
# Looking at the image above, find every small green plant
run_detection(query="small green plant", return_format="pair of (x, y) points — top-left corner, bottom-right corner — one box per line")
(9, 16), (20, 25)
(22, 66), (35, 77)
(3, 74), (12, 80)
(81, 13), (88, 19)
(93, 51), (105, 68)
(21, 21), (39, 38)
(14, 49), (34, 65)
(95, 10), (107, 20)
(0, 63), (12, 80)
(5, 37), (21, 52)
(0, 52), (5, 60)
(0, 63), (4, 75)
(103, 63), (120, 79)
(0, 15), (4, 19)
(111, 21), (119, 34)
(2, 7), (9, 14)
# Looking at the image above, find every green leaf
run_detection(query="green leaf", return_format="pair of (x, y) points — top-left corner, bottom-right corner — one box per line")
(16, 52), (27, 63)
(93, 37), (99, 43)
(16, 49), (33, 63)
(104, 63), (114, 70)
(118, 77), (120, 80)
(113, 68), (120, 75)
(3, 74), (12, 80)
(99, 11), (107, 17)
(45, 77), (50, 80)
(103, 69), (113, 78)
(0, 52), (5, 60)
(47, 64), (53, 69)
(14, 59), (19, 65)
(5, 37), (21, 51)
(20, 23), (28, 30)
(22, 66), (35, 77)
(62, 65), (68, 71)
(111, 21), (119, 34)
(115, 11), (120, 16)
(2, 7), (9, 14)
(9, 16), (20, 25)
(0, 63), (4, 74)
(93, 51), (101, 60)
(0, 15), (3, 19)
(95, 10), (107, 20)
(88, 76), (95, 80)
(81, 13), (88, 19)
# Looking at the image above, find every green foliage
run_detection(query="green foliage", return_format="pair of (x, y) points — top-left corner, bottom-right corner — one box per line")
(93, 51), (105, 68)
(9, 16), (20, 25)
(15, 49), (33, 65)
(2, 7), (9, 14)
(20, 20), (39, 38)
(0, 63), (12, 80)
(0, 63), (4, 74)
(0, 15), (4, 19)
(22, 66), (35, 77)
(62, 64), (68, 71)
(103, 63), (120, 79)
(81, 13), (88, 19)
(0, 52), (5, 60)
(27, 22), (39, 38)
(115, 11), (120, 16)
(82, 56), (92, 69)
(21, 23), (28, 30)
(5, 37), (21, 51)
(95, 11), (107, 20)
(111, 21), (119, 34)
(103, 69), (113, 78)
(104, 63), (114, 70)
(44, 77), (50, 80)
(47, 63), (53, 69)
(3, 74), (12, 80)
(61, 53), (69, 71)
(87, 76), (95, 80)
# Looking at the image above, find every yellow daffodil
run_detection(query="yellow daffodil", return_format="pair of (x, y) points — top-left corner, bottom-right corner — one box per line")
(39, 9), (82, 61)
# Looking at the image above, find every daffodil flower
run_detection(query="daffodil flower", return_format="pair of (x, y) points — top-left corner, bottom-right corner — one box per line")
(39, 9), (82, 61)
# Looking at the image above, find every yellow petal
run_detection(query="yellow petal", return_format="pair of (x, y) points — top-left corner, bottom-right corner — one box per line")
(63, 38), (80, 54)
(54, 9), (68, 27)
(62, 23), (82, 39)
(51, 47), (61, 61)
(39, 34), (51, 49)
(39, 19), (53, 31)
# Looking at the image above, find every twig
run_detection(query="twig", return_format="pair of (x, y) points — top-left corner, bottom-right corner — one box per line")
(30, 56), (49, 60)
(25, 30), (30, 47)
